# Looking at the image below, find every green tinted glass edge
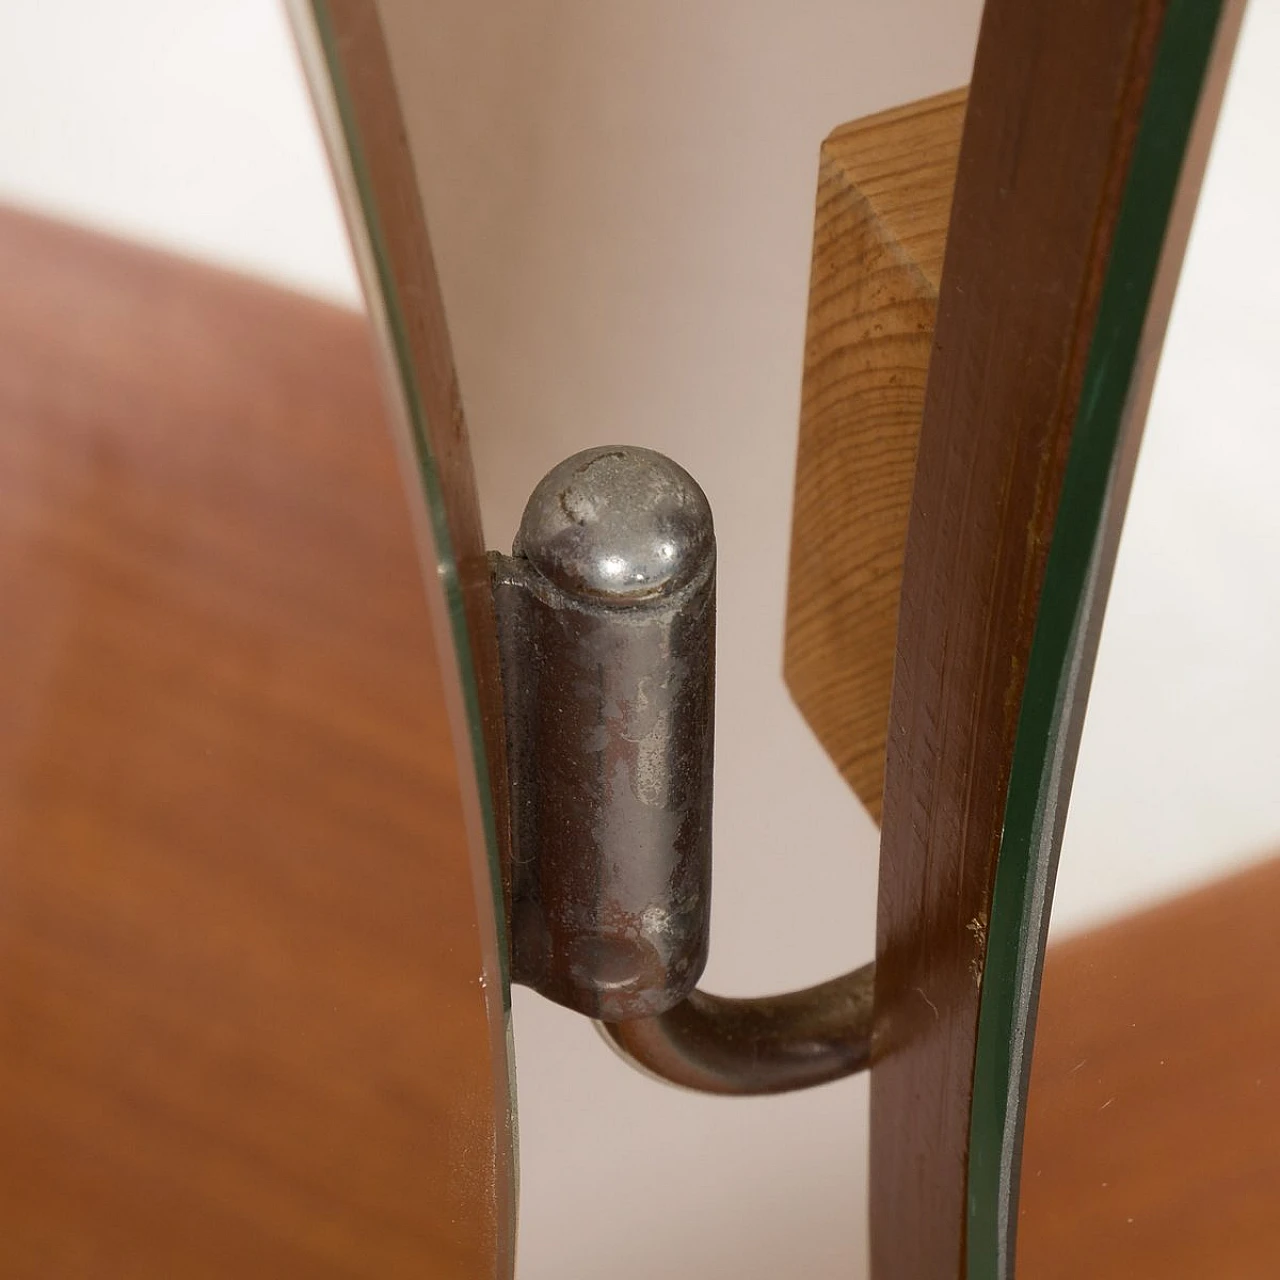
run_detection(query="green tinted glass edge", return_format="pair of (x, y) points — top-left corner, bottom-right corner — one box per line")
(307, 4), (510, 985)
(302, 3), (517, 1273)
(967, 2), (1225, 1276)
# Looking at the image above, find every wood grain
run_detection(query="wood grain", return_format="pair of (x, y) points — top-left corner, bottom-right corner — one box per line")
(0, 208), (496, 1277)
(784, 87), (965, 825)
(868, 3), (1176, 1276)
(1020, 857), (1280, 1278)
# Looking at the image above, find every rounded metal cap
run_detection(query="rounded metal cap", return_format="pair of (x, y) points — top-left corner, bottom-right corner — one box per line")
(516, 446), (714, 603)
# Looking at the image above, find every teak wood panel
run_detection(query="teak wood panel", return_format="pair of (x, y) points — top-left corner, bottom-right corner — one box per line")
(868, 2), (1186, 1276)
(785, 87), (965, 825)
(0, 208), (495, 1278)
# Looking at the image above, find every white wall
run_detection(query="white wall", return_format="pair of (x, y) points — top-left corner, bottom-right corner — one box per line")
(2, 1), (1278, 1276)
(0, 0), (357, 303)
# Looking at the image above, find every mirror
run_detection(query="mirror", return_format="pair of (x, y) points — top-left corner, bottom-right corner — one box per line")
(1018, 5), (1280, 1276)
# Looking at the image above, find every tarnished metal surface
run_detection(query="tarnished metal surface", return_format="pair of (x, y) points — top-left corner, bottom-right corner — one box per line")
(494, 444), (874, 1091)
(597, 963), (875, 1095)
(494, 447), (715, 1021)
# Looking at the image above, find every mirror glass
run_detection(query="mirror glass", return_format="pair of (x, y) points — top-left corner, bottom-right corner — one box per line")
(1018, 5), (1280, 1275)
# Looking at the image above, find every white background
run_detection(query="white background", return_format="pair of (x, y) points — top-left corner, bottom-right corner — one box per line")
(1, 2), (1277, 1277)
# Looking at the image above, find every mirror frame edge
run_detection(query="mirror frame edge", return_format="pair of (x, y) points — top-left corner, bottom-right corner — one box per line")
(967, 1), (1248, 1275)
(286, 2), (519, 1273)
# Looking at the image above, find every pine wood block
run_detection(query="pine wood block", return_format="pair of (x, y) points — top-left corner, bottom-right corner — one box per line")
(785, 87), (966, 823)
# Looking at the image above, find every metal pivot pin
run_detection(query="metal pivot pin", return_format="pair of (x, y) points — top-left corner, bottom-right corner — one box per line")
(492, 445), (873, 1094)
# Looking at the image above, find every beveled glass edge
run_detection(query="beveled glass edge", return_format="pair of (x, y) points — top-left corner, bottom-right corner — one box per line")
(285, 3), (517, 1273)
(967, 2), (1235, 1275)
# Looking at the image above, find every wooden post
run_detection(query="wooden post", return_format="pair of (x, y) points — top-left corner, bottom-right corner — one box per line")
(785, 88), (965, 824)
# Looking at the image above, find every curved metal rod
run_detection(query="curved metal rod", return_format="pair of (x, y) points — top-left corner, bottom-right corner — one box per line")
(596, 962), (875, 1095)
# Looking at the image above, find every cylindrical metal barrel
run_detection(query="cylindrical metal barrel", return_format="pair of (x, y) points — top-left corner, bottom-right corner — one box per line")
(494, 446), (715, 1021)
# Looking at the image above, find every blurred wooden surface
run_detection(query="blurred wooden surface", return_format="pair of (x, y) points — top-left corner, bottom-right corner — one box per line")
(1020, 855), (1280, 1278)
(0, 208), (496, 1277)
(785, 87), (964, 825)
(6, 205), (1276, 1280)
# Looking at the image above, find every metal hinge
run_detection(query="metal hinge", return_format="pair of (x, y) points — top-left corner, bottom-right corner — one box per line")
(491, 446), (873, 1095)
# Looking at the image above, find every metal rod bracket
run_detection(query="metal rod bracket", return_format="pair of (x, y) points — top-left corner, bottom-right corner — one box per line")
(491, 445), (872, 1093)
